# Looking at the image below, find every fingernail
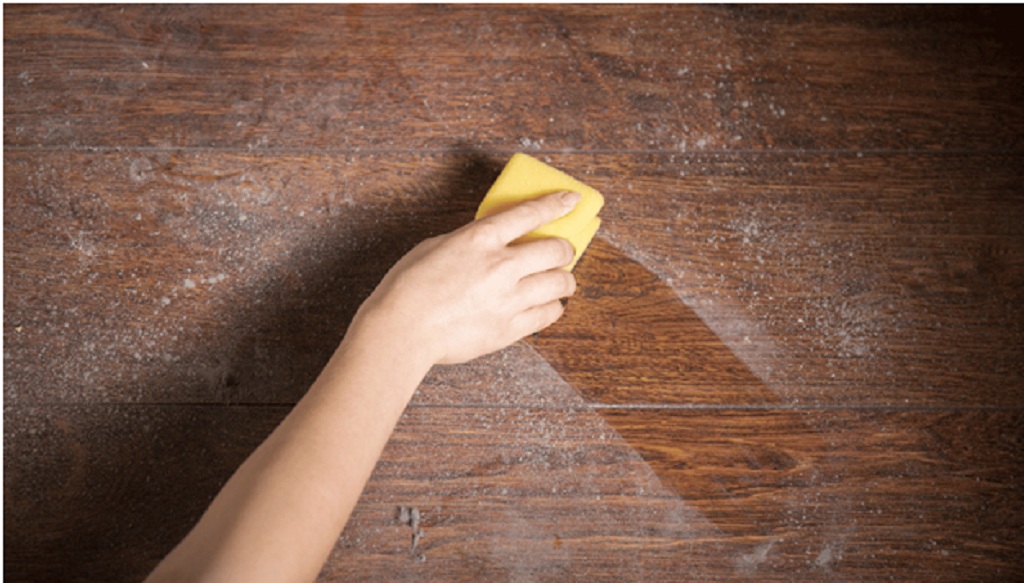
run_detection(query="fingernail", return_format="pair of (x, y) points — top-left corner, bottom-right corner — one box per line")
(560, 191), (581, 207)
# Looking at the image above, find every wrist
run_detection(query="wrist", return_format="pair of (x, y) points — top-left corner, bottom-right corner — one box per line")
(305, 311), (433, 420)
(343, 302), (437, 382)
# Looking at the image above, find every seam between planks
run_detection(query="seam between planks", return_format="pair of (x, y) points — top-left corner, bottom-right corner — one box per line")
(6, 401), (1023, 413)
(5, 145), (1024, 157)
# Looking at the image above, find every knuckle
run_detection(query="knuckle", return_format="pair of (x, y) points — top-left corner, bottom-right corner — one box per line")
(544, 301), (566, 326)
(542, 237), (574, 265)
(522, 202), (546, 224)
(562, 272), (577, 296)
(531, 301), (564, 331)
(494, 253), (520, 277)
(469, 221), (502, 247)
(562, 239), (576, 264)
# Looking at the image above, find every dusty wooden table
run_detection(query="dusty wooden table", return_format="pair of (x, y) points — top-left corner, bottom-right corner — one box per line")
(5, 5), (1023, 581)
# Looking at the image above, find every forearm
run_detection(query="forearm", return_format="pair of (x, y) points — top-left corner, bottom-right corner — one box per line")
(148, 191), (579, 582)
(147, 318), (431, 583)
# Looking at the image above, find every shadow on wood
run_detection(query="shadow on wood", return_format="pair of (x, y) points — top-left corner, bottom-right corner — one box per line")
(3, 150), (502, 581)
(176, 148), (501, 405)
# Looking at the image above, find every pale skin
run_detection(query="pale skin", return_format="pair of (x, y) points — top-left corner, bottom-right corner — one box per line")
(147, 190), (582, 583)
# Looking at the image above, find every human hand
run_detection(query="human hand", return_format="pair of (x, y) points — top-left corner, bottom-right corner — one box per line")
(352, 191), (581, 367)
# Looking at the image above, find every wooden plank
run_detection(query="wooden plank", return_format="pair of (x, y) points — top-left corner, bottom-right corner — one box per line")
(3, 404), (286, 582)
(5, 404), (1023, 581)
(5, 151), (1022, 407)
(2, 150), (496, 405)
(590, 152), (1024, 407)
(5, 5), (1023, 152)
(6, 6), (1024, 583)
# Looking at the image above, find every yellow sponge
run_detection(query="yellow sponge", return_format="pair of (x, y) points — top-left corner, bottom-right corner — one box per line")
(564, 215), (601, 271)
(476, 153), (605, 270)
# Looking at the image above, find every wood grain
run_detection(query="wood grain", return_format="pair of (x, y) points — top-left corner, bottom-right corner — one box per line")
(5, 151), (1021, 406)
(5, 405), (1022, 581)
(5, 5), (1023, 152)
(5, 5), (1024, 581)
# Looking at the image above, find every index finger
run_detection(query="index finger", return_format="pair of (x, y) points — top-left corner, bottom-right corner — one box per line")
(479, 191), (582, 245)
